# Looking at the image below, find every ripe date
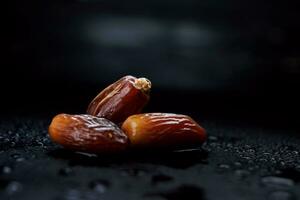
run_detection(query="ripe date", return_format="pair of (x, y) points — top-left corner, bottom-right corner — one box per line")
(87, 75), (151, 123)
(49, 114), (129, 153)
(121, 113), (207, 150)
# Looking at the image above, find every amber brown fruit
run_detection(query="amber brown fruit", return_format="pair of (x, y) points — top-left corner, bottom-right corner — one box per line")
(87, 75), (151, 124)
(121, 113), (207, 150)
(49, 114), (129, 153)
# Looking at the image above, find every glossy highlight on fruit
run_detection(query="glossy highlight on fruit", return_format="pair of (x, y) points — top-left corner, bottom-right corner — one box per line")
(121, 113), (207, 149)
(49, 114), (129, 153)
(87, 75), (151, 123)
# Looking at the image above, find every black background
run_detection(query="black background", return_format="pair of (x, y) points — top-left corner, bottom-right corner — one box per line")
(5, 0), (300, 123)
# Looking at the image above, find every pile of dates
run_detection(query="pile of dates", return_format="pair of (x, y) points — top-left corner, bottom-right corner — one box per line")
(49, 75), (207, 153)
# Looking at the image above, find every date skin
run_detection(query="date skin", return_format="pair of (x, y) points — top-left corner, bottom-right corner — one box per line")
(87, 75), (151, 124)
(49, 114), (129, 153)
(122, 113), (207, 150)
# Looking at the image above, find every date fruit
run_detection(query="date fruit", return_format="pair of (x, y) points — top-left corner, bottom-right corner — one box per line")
(87, 75), (151, 123)
(49, 114), (129, 153)
(121, 113), (206, 149)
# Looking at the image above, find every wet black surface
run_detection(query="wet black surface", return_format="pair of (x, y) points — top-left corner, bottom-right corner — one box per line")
(0, 114), (299, 200)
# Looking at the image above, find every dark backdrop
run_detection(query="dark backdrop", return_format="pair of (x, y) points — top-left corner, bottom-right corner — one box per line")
(4, 0), (300, 127)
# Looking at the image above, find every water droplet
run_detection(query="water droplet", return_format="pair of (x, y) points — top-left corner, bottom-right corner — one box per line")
(209, 142), (218, 147)
(280, 161), (286, 166)
(259, 158), (268, 162)
(36, 141), (44, 147)
(248, 149), (255, 153)
(218, 164), (230, 169)
(58, 167), (73, 176)
(16, 157), (25, 162)
(6, 181), (22, 195)
(274, 170), (282, 175)
(89, 179), (110, 193)
(65, 189), (81, 200)
(10, 142), (16, 147)
(261, 176), (294, 187)
(226, 143), (233, 148)
(152, 174), (173, 185)
(4, 138), (10, 143)
(11, 153), (20, 159)
(248, 166), (255, 171)
(208, 136), (218, 142)
(234, 162), (242, 167)
(267, 191), (296, 200)
(1, 166), (12, 174)
(235, 170), (250, 178)
(243, 156), (252, 161)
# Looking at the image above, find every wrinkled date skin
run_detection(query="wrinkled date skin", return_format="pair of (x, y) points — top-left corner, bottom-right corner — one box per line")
(87, 75), (151, 124)
(122, 113), (207, 150)
(49, 114), (129, 153)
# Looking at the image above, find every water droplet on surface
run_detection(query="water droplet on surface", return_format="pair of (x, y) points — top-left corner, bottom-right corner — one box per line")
(1, 166), (12, 174)
(243, 156), (252, 161)
(208, 136), (218, 142)
(274, 170), (282, 175)
(248, 149), (256, 154)
(6, 181), (22, 195)
(152, 174), (173, 185)
(89, 179), (110, 193)
(16, 157), (25, 162)
(248, 166), (255, 171)
(4, 138), (10, 143)
(65, 189), (81, 200)
(280, 161), (286, 166)
(261, 176), (294, 187)
(11, 153), (20, 159)
(235, 170), (250, 178)
(36, 141), (44, 147)
(267, 191), (296, 200)
(218, 164), (230, 169)
(209, 142), (218, 147)
(226, 143), (233, 148)
(58, 167), (73, 176)
(234, 162), (242, 167)
(10, 142), (16, 147)
(259, 158), (268, 162)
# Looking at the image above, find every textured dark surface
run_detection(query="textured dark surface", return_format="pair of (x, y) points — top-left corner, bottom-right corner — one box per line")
(0, 114), (299, 200)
